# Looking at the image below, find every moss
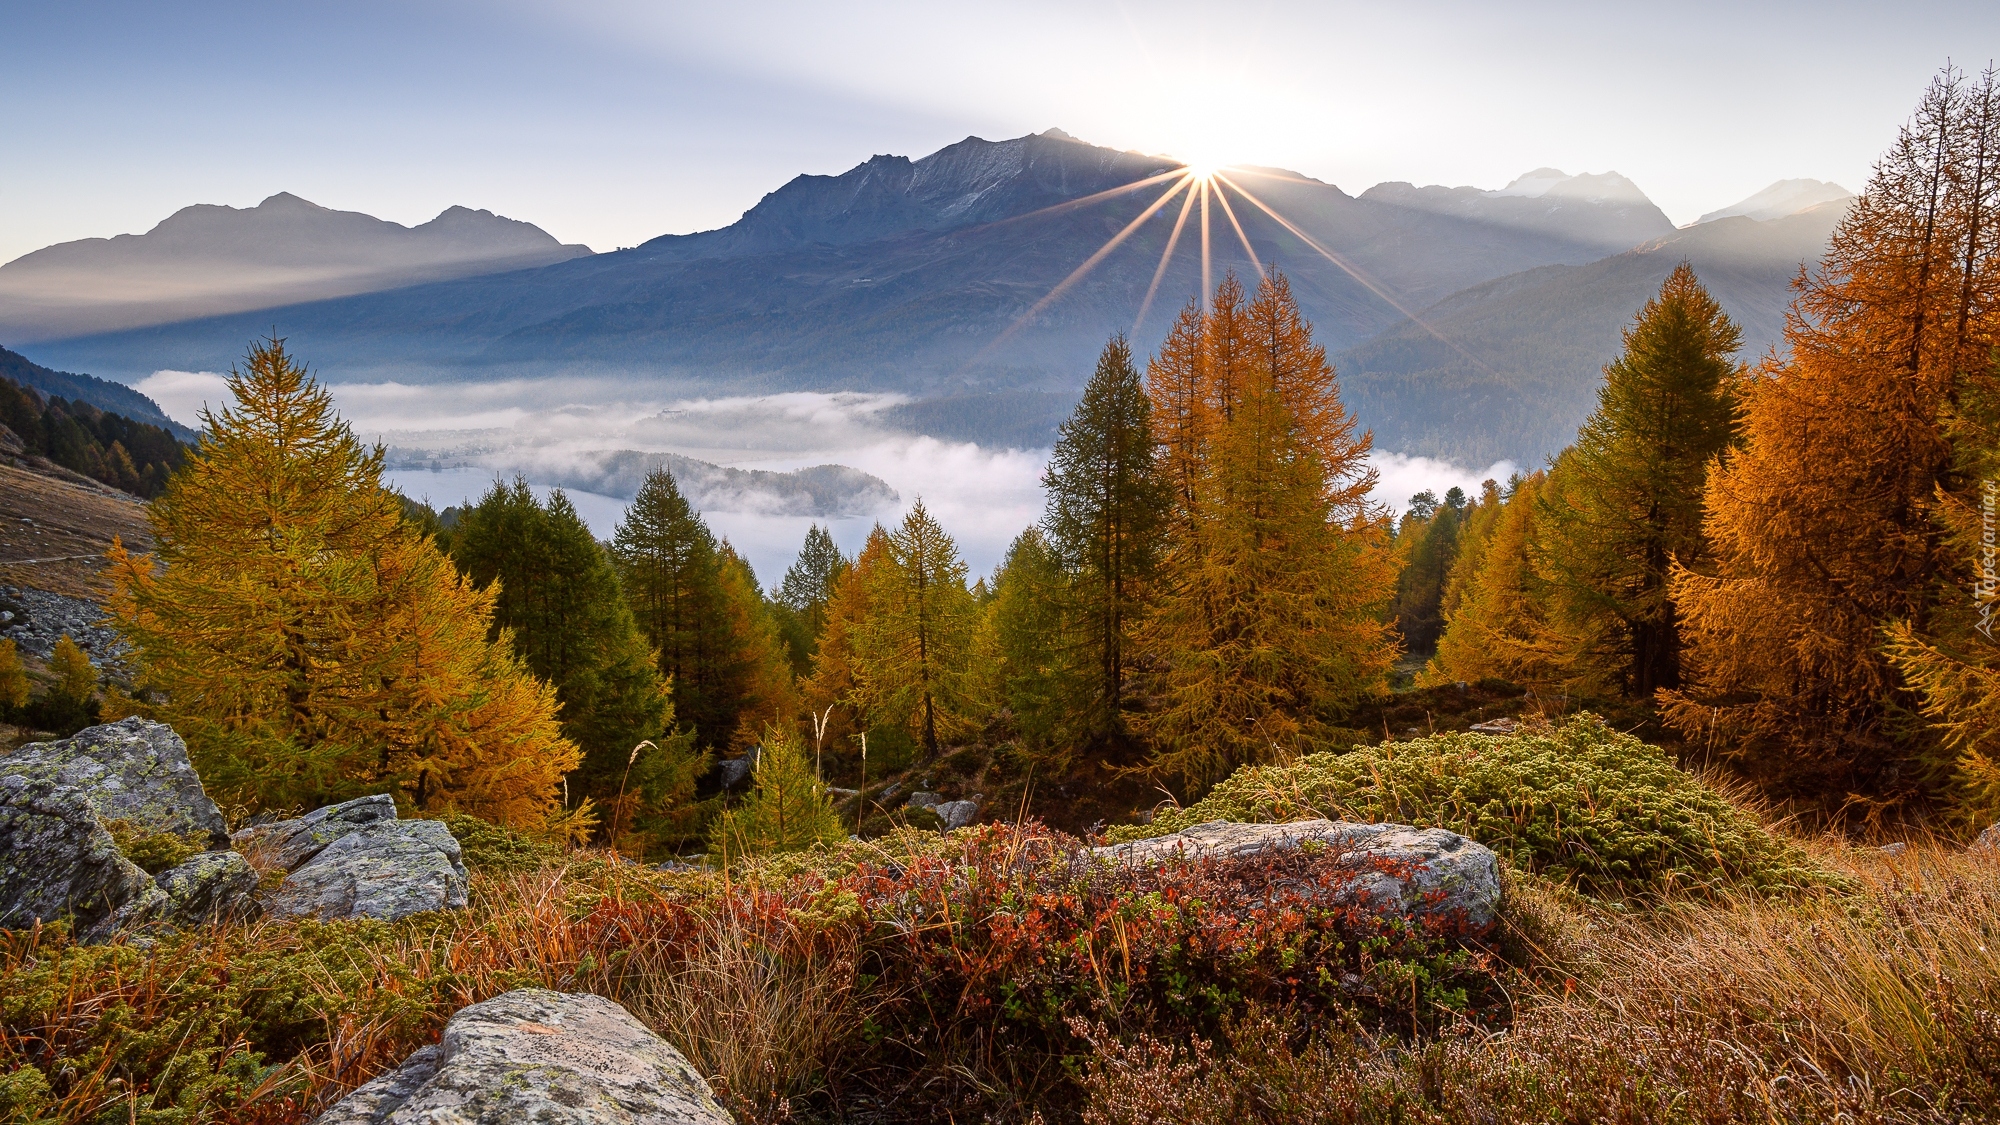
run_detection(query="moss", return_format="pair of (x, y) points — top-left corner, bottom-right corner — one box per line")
(1110, 714), (1836, 900)
(103, 819), (208, 876)
(440, 813), (563, 874)
(0, 1063), (53, 1120)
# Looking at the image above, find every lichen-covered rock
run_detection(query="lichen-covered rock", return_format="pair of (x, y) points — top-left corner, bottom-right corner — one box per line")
(313, 989), (731, 1124)
(1092, 819), (1502, 934)
(3, 718), (228, 847)
(267, 819), (468, 922)
(1973, 823), (2000, 853)
(934, 799), (979, 830)
(0, 769), (164, 940)
(156, 849), (260, 925)
(233, 794), (398, 872)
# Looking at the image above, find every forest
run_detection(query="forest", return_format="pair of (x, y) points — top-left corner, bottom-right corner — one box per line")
(1, 64), (1998, 1125)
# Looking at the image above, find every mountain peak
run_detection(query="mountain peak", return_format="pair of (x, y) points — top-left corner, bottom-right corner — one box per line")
(1039, 127), (1082, 142)
(1490, 168), (1651, 205)
(1697, 179), (1854, 225)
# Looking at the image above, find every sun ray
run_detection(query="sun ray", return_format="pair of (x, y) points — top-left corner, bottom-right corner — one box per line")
(1212, 179), (1264, 280)
(1134, 178), (1199, 336)
(972, 172), (1196, 362)
(1200, 179), (1213, 312)
(977, 168), (1188, 230)
(1216, 171), (1504, 379)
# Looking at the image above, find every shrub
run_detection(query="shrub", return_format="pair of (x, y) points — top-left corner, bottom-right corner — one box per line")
(103, 820), (208, 875)
(440, 813), (562, 874)
(1112, 714), (1832, 900)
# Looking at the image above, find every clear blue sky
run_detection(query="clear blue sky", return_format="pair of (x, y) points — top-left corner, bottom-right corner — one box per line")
(4, 0), (1995, 262)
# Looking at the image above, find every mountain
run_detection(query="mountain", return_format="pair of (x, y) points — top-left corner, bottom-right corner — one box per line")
(1340, 200), (1849, 467)
(0, 364), (188, 498)
(0, 345), (192, 440)
(0, 194), (592, 342)
(388, 447), (899, 518)
(24, 133), (1686, 403)
(1697, 179), (1853, 224)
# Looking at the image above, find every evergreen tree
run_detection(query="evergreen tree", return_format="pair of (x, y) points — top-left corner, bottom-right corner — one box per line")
(1663, 67), (2000, 804)
(858, 501), (976, 758)
(714, 541), (803, 748)
(1391, 488), (1467, 656)
(108, 339), (578, 825)
(613, 469), (737, 748)
(1042, 335), (1168, 739)
(802, 525), (891, 777)
(774, 524), (848, 676)
(1536, 263), (1742, 697)
(979, 527), (1072, 753)
(1149, 298), (1210, 525)
(448, 480), (674, 797)
(707, 728), (845, 858)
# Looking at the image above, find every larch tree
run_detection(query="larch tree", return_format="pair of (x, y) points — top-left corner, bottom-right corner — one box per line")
(448, 480), (674, 795)
(1149, 299), (1209, 525)
(0, 638), (26, 717)
(1138, 275), (1397, 788)
(802, 525), (891, 775)
(1391, 488), (1468, 657)
(1535, 262), (1743, 698)
(1042, 335), (1168, 741)
(858, 500), (977, 758)
(707, 727), (844, 858)
(1428, 472), (1570, 690)
(714, 541), (803, 748)
(1663, 66), (2000, 806)
(978, 527), (1072, 754)
(108, 338), (578, 826)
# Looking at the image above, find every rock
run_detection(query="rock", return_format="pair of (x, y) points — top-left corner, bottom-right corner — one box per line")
(267, 819), (468, 922)
(1469, 718), (1518, 735)
(156, 849), (260, 925)
(3, 718), (228, 847)
(0, 769), (166, 940)
(313, 988), (731, 1124)
(1973, 823), (1999, 853)
(715, 755), (756, 791)
(933, 799), (979, 830)
(1878, 842), (1908, 858)
(1092, 819), (1502, 935)
(0, 586), (129, 666)
(906, 791), (944, 810)
(233, 794), (399, 872)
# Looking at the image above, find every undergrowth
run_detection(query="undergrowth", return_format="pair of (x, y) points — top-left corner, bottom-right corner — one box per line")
(1114, 714), (1835, 901)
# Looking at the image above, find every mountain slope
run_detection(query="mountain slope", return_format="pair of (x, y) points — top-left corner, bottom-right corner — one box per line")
(27, 133), (1685, 406)
(0, 194), (592, 341)
(0, 346), (191, 439)
(1340, 201), (1847, 466)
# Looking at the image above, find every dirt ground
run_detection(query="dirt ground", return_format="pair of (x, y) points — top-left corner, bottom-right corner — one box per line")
(0, 459), (151, 600)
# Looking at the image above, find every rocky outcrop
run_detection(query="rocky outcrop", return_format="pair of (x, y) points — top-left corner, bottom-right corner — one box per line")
(1974, 823), (2000, 853)
(907, 791), (980, 831)
(0, 585), (129, 665)
(267, 818), (468, 922)
(4, 718), (227, 847)
(1093, 819), (1503, 934)
(314, 989), (731, 1124)
(155, 849), (260, 925)
(233, 794), (398, 871)
(0, 768), (164, 939)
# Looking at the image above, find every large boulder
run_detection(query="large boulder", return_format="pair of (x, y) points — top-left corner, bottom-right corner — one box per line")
(314, 988), (731, 1124)
(3, 718), (227, 847)
(267, 819), (468, 922)
(1092, 819), (1503, 935)
(0, 769), (165, 940)
(1973, 822), (2000, 853)
(233, 794), (398, 872)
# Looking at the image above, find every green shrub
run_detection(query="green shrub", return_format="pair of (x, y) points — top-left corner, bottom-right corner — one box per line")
(441, 813), (563, 874)
(103, 820), (207, 876)
(1110, 714), (1833, 900)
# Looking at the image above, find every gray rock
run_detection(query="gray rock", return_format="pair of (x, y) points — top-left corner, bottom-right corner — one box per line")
(0, 768), (164, 940)
(267, 819), (468, 922)
(1878, 842), (1908, 858)
(313, 988), (731, 1124)
(0, 586), (129, 666)
(1973, 823), (2000, 853)
(715, 752), (758, 792)
(933, 799), (979, 830)
(905, 791), (944, 810)
(233, 794), (399, 872)
(3, 718), (227, 847)
(156, 849), (260, 925)
(1093, 819), (1502, 935)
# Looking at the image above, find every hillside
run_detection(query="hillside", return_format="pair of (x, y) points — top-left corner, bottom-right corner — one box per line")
(0, 194), (592, 342)
(1340, 201), (1847, 465)
(25, 133), (1682, 411)
(0, 366), (188, 498)
(0, 346), (189, 439)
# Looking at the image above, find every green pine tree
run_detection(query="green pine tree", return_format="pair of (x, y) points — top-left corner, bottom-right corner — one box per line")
(980, 527), (1072, 753)
(1391, 487), (1468, 656)
(1042, 335), (1168, 742)
(774, 524), (849, 676)
(859, 500), (976, 758)
(612, 469), (739, 748)
(1535, 262), (1742, 697)
(448, 479), (674, 795)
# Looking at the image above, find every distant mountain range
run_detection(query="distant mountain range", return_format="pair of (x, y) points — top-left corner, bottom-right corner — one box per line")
(0, 194), (590, 341)
(7, 131), (1851, 465)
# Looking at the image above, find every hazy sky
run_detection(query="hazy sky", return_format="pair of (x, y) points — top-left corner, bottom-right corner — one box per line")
(3, 1), (1996, 264)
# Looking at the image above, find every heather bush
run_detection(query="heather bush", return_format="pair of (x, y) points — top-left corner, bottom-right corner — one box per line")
(1114, 714), (1832, 900)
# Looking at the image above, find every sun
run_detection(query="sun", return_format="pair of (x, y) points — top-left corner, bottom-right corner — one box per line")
(1177, 157), (1228, 182)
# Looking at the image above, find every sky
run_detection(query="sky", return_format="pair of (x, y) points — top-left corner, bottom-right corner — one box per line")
(4, 1), (1997, 265)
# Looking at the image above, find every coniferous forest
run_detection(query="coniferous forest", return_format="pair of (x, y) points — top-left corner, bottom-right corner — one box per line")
(3, 64), (2000, 1125)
